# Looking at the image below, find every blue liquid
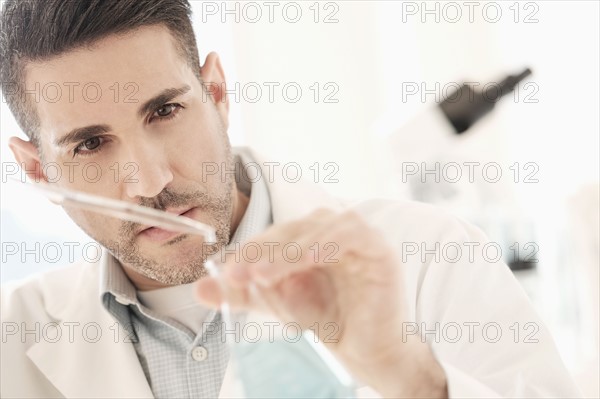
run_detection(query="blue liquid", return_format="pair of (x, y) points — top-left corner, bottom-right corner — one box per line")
(233, 338), (356, 398)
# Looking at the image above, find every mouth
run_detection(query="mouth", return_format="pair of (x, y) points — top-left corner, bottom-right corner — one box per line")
(137, 207), (197, 242)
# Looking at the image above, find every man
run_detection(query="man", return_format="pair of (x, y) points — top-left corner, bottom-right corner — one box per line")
(0, 1), (582, 398)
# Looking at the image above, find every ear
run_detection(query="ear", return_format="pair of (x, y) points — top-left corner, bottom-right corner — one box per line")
(8, 136), (47, 183)
(200, 52), (229, 129)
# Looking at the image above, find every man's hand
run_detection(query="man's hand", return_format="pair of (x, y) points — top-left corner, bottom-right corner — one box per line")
(195, 208), (448, 398)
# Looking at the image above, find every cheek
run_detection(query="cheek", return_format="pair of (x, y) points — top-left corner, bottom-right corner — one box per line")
(52, 160), (123, 198)
(63, 207), (119, 237)
(167, 114), (229, 183)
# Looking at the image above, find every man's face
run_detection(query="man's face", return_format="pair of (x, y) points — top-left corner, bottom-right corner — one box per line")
(21, 25), (235, 286)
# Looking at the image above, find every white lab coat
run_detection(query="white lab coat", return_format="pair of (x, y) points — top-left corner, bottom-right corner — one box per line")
(0, 149), (582, 398)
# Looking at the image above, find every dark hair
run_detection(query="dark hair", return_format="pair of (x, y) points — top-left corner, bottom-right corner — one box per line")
(0, 0), (201, 146)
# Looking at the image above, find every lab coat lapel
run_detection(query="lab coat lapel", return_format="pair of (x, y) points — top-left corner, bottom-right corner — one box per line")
(25, 265), (153, 398)
(246, 147), (344, 223)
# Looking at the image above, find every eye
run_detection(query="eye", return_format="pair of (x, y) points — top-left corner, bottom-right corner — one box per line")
(73, 136), (105, 157)
(151, 103), (183, 122)
(156, 104), (175, 117)
(82, 137), (101, 150)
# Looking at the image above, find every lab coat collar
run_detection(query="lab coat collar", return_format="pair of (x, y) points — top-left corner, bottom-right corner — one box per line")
(244, 147), (344, 222)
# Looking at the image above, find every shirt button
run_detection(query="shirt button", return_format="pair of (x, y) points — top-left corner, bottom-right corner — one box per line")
(191, 346), (208, 362)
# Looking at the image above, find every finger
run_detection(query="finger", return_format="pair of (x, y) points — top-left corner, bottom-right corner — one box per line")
(251, 209), (381, 285)
(311, 209), (387, 260)
(195, 276), (223, 307)
(241, 208), (340, 264)
(195, 274), (252, 311)
(247, 209), (341, 284)
(212, 218), (311, 287)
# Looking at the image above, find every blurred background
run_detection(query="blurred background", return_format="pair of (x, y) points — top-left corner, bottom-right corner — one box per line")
(1, 1), (598, 396)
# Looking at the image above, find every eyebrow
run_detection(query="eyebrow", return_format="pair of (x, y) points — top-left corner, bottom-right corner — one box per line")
(54, 85), (192, 148)
(137, 85), (191, 119)
(55, 124), (110, 148)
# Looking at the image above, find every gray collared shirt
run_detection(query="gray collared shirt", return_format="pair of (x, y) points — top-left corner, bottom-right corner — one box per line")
(99, 147), (273, 398)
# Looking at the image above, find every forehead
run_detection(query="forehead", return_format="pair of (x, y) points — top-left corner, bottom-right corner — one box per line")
(23, 25), (193, 144)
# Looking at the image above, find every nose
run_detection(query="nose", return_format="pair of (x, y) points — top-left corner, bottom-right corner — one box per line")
(122, 139), (174, 199)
